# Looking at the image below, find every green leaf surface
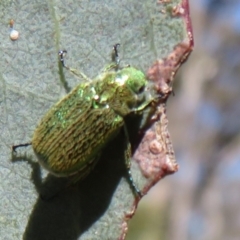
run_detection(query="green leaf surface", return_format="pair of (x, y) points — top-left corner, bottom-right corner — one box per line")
(0, 0), (192, 239)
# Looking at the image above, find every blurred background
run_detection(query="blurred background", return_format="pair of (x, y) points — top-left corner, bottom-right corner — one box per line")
(127, 1), (240, 239)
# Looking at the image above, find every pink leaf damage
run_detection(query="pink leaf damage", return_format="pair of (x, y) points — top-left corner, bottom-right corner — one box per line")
(121, 0), (194, 238)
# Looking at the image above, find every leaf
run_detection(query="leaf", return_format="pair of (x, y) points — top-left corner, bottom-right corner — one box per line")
(0, 0), (193, 239)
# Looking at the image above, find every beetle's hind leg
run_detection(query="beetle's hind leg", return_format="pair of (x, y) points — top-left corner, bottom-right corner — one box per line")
(123, 124), (143, 198)
(58, 50), (91, 82)
(12, 142), (32, 152)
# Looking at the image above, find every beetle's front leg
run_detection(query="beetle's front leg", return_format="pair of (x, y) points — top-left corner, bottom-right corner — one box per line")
(101, 43), (120, 73)
(133, 91), (166, 130)
(58, 50), (91, 82)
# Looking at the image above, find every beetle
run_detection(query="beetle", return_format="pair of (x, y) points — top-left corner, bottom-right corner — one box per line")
(12, 44), (158, 197)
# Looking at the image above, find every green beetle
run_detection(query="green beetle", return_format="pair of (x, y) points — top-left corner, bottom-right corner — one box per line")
(13, 44), (157, 196)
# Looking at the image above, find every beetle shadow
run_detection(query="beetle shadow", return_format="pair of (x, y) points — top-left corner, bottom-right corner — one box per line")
(15, 133), (128, 240)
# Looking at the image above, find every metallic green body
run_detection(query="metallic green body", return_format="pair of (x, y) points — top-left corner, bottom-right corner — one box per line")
(32, 65), (153, 180)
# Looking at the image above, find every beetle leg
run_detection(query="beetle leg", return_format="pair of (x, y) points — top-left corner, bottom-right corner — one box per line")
(134, 97), (157, 113)
(101, 44), (121, 73)
(58, 50), (91, 82)
(123, 124), (143, 198)
(111, 43), (120, 67)
(12, 142), (32, 152)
